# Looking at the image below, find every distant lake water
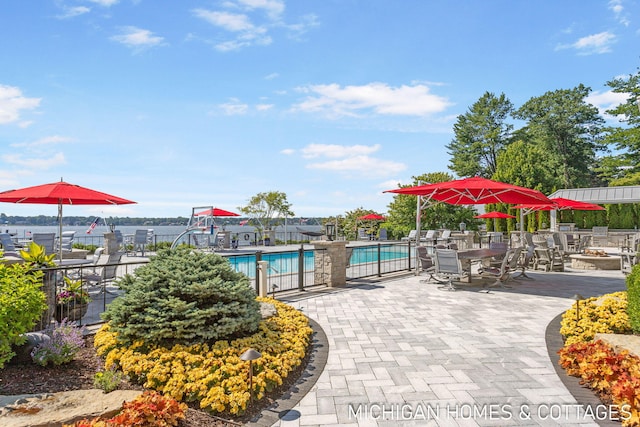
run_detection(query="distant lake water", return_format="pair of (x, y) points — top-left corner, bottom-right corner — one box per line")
(4, 224), (324, 245)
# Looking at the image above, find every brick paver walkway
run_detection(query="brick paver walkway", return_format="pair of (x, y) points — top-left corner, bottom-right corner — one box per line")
(262, 267), (627, 427)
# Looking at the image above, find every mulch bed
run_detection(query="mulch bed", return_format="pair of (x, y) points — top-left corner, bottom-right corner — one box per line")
(0, 334), (312, 427)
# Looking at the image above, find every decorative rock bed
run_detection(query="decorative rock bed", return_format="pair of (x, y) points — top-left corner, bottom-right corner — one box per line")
(569, 254), (621, 270)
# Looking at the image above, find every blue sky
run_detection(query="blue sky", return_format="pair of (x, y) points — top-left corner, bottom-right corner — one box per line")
(0, 0), (638, 219)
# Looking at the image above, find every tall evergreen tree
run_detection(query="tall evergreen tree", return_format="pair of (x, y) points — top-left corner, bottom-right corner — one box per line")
(602, 68), (640, 185)
(447, 92), (514, 178)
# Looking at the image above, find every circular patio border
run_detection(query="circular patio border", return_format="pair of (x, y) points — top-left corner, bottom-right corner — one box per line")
(545, 313), (621, 427)
(246, 317), (328, 427)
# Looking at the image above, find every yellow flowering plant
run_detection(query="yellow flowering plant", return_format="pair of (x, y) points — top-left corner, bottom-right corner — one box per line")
(560, 291), (631, 346)
(95, 297), (312, 415)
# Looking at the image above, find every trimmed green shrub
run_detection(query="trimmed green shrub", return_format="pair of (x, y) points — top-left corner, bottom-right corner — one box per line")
(102, 247), (261, 347)
(627, 263), (640, 333)
(0, 262), (48, 368)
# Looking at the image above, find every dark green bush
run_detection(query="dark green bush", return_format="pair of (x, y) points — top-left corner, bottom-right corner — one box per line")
(627, 263), (640, 333)
(147, 241), (171, 251)
(0, 262), (47, 368)
(102, 248), (261, 347)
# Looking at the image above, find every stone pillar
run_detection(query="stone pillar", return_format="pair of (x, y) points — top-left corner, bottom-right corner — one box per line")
(103, 232), (119, 255)
(257, 260), (268, 297)
(312, 240), (347, 287)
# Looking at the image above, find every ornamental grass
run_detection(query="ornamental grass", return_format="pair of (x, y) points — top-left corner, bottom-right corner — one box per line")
(94, 297), (312, 415)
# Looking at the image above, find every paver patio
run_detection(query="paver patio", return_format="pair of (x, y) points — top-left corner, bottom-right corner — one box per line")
(252, 266), (628, 427)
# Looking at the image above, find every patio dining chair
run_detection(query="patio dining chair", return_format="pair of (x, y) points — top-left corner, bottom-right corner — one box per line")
(84, 252), (123, 295)
(433, 249), (465, 291)
(32, 232), (56, 255)
(131, 229), (149, 256)
(416, 246), (436, 283)
(513, 243), (535, 280)
(480, 247), (520, 289)
(57, 231), (76, 253)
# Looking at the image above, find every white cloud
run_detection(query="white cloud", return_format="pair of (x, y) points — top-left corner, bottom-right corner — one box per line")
(609, 0), (630, 26)
(86, 0), (119, 6)
(237, 0), (285, 20)
(293, 82), (452, 118)
(111, 26), (165, 50)
(307, 155), (406, 177)
(256, 103), (274, 111)
(192, 0), (315, 52)
(301, 143), (380, 159)
(588, 89), (633, 119)
(11, 135), (73, 149)
(218, 98), (249, 115)
(588, 90), (628, 109)
(2, 152), (66, 169)
(56, 6), (91, 19)
(264, 72), (279, 80)
(194, 10), (255, 32)
(0, 85), (41, 125)
(280, 148), (295, 155)
(556, 31), (616, 55)
(377, 179), (405, 190)
(296, 143), (406, 178)
(193, 8), (272, 51)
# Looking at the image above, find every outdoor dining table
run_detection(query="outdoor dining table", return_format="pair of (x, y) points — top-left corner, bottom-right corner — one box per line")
(456, 248), (508, 282)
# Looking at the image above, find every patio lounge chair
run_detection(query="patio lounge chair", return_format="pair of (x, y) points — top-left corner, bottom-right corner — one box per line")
(436, 229), (452, 246)
(0, 233), (20, 257)
(402, 230), (417, 242)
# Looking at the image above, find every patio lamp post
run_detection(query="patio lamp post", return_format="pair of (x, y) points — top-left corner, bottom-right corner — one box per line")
(240, 348), (262, 406)
(573, 293), (585, 327)
(325, 223), (336, 241)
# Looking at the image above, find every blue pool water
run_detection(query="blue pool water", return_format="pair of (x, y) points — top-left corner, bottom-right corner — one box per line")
(225, 245), (407, 278)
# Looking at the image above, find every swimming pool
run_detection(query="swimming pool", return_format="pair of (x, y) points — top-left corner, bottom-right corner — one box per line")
(224, 245), (409, 279)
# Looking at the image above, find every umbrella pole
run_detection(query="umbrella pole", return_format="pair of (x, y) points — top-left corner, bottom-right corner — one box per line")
(414, 195), (422, 275)
(58, 203), (63, 261)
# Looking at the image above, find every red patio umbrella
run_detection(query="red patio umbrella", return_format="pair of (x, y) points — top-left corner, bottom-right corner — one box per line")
(474, 211), (516, 232)
(358, 213), (386, 221)
(513, 197), (604, 231)
(0, 179), (136, 260)
(385, 177), (551, 205)
(385, 177), (551, 242)
(195, 207), (240, 217)
(513, 197), (604, 212)
(473, 211), (516, 219)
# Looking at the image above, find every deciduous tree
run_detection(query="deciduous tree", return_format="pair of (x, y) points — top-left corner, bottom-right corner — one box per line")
(514, 84), (606, 189)
(239, 191), (294, 234)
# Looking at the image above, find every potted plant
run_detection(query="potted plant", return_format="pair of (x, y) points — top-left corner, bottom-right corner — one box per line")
(55, 276), (91, 322)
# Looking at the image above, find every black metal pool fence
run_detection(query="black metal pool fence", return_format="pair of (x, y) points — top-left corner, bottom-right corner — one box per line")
(42, 241), (413, 328)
